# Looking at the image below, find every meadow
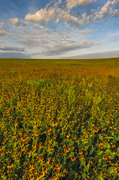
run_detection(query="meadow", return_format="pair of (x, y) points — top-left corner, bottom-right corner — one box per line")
(0, 58), (119, 180)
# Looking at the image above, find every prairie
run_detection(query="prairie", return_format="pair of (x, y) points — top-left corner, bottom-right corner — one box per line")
(0, 58), (119, 179)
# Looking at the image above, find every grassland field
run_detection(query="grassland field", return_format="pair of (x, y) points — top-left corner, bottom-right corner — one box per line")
(0, 58), (119, 180)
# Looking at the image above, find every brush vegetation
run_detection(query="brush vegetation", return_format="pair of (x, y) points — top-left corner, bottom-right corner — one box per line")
(0, 58), (119, 179)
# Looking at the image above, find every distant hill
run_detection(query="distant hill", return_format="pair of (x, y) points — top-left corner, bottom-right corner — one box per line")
(0, 50), (119, 59)
(65, 51), (119, 59)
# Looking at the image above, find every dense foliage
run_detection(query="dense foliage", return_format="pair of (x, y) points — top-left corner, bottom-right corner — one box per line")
(0, 59), (119, 179)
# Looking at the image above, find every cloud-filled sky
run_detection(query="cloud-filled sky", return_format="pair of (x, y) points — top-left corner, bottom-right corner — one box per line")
(0, 0), (119, 58)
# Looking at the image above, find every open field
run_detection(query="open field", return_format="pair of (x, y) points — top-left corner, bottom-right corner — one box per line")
(0, 58), (119, 179)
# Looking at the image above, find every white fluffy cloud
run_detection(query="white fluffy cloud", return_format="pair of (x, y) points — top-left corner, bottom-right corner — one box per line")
(101, 1), (111, 14)
(9, 18), (29, 26)
(66, 0), (96, 11)
(25, 0), (119, 27)
(25, 6), (83, 26)
(25, 8), (55, 23)
(9, 18), (20, 25)
(25, 4), (91, 26)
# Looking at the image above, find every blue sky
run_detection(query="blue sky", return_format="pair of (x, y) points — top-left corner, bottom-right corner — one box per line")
(0, 0), (119, 59)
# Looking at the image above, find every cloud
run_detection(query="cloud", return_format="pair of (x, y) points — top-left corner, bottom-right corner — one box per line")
(25, 0), (87, 26)
(22, 0), (119, 27)
(0, 0), (119, 60)
(9, 18), (29, 27)
(24, 0), (119, 28)
(66, 0), (96, 11)
(25, 4), (90, 26)
(0, 23), (6, 37)
(25, 8), (55, 23)
(56, 8), (84, 26)
(0, 30), (6, 37)
(41, 41), (98, 56)
(112, 0), (119, 4)
(12, 24), (93, 58)
(9, 18), (20, 25)
(0, 23), (4, 29)
(81, 29), (91, 34)
(94, 0), (119, 19)
(0, 52), (30, 59)
(0, 46), (24, 52)
(100, 1), (111, 14)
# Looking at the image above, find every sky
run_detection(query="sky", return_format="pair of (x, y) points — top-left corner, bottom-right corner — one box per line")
(0, 0), (119, 59)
